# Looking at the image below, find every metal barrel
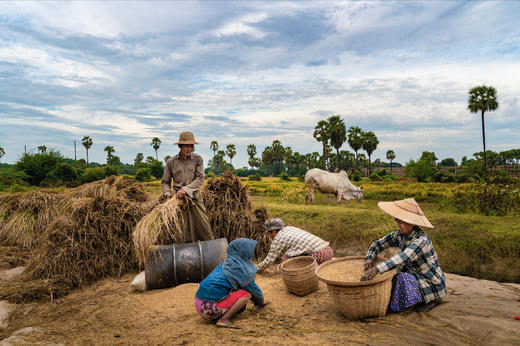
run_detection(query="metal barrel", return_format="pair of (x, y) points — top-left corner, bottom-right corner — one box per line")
(144, 238), (228, 290)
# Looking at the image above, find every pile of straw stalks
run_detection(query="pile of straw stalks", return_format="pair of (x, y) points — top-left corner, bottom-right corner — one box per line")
(201, 171), (270, 259)
(0, 176), (154, 302)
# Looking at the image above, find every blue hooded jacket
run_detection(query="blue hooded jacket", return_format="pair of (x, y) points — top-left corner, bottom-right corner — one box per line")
(195, 238), (264, 306)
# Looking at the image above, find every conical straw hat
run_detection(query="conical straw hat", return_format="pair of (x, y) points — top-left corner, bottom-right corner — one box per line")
(378, 198), (434, 228)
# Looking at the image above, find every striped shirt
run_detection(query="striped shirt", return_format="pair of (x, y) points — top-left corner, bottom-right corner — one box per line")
(256, 226), (329, 272)
(366, 227), (447, 303)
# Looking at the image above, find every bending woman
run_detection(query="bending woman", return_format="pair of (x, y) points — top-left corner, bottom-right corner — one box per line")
(195, 238), (268, 329)
(361, 198), (447, 312)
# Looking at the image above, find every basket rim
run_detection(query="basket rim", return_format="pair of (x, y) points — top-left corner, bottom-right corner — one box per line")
(279, 255), (317, 273)
(315, 255), (396, 287)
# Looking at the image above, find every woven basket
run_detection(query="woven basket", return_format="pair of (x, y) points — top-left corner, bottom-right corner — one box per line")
(315, 256), (397, 320)
(279, 256), (319, 296)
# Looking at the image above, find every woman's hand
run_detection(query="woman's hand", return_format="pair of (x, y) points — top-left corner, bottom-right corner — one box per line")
(364, 259), (373, 271)
(361, 267), (378, 281)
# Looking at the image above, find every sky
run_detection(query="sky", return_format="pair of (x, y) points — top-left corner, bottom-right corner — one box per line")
(0, 1), (519, 168)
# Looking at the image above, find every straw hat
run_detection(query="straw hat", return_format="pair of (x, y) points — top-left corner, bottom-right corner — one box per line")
(174, 131), (199, 145)
(378, 198), (434, 228)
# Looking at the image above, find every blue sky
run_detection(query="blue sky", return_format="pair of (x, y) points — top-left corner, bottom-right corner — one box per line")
(0, 1), (519, 167)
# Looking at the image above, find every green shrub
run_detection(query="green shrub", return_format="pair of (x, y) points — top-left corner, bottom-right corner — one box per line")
(449, 182), (520, 216)
(369, 171), (383, 181)
(383, 175), (394, 182)
(149, 160), (164, 180)
(455, 173), (471, 183)
(0, 167), (30, 191)
(14, 151), (64, 186)
(135, 168), (153, 182)
(81, 167), (109, 183)
(248, 174), (262, 181)
(352, 171), (361, 181)
(44, 163), (79, 186)
(279, 172), (290, 181)
(441, 173), (455, 183)
(206, 171), (215, 179)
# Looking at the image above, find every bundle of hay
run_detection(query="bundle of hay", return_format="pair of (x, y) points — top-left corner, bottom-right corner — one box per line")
(201, 172), (270, 258)
(0, 190), (61, 248)
(132, 197), (183, 265)
(24, 194), (150, 288)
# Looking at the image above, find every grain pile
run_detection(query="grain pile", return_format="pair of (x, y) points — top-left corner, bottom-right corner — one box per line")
(201, 171), (270, 259)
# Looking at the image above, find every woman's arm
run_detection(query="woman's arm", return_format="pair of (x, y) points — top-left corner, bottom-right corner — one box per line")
(365, 231), (398, 261)
(244, 280), (264, 306)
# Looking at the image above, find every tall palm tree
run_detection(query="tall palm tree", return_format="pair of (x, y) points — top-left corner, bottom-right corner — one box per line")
(386, 150), (396, 173)
(328, 115), (347, 171)
(271, 140), (285, 176)
(362, 131), (379, 175)
(104, 146), (115, 164)
(37, 145), (47, 153)
(226, 144), (236, 166)
(313, 120), (330, 170)
(151, 137), (161, 161)
(210, 141), (218, 159)
(247, 144), (257, 169)
(82, 136), (93, 165)
(468, 85), (499, 176)
(348, 126), (364, 170)
(0, 147), (5, 164)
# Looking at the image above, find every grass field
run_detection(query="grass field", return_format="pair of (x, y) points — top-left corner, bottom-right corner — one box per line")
(143, 177), (520, 283)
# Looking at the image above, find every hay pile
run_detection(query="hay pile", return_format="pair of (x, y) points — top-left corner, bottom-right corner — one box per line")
(0, 176), (154, 301)
(0, 190), (61, 248)
(201, 171), (270, 259)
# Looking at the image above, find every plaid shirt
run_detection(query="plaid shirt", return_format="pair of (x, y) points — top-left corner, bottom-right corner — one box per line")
(366, 227), (447, 303)
(257, 226), (329, 272)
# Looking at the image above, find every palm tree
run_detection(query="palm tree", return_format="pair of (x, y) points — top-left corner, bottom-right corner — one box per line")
(210, 141), (218, 159)
(82, 136), (93, 165)
(247, 144), (257, 169)
(104, 146), (115, 164)
(362, 131), (379, 175)
(468, 85), (499, 176)
(151, 137), (161, 161)
(386, 150), (396, 172)
(313, 120), (330, 170)
(37, 145), (47, 153)
(272, 140), (285, 176)
(348, 126), (364, 170)
(0, 147), (4, 164)
(226, 144), (236, 166)
(328, 115), (347, 171)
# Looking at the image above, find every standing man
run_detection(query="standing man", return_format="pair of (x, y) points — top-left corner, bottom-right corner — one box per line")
(256, 218), (333, 272)
(162, 131), (214, 243)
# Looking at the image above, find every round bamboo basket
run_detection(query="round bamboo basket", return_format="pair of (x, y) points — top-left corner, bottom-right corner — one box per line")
(315, 256), (397, 320)
(279, 256), (319, 296)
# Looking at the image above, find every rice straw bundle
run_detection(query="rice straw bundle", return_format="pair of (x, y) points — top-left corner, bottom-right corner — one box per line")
(25, 193), (150, 288)
(132, 197), (183, 265)
(201, 172), (270, 259)
(0, 190), (61, 248)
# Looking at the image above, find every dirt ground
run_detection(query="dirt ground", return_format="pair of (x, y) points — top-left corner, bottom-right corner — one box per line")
(1, 265), (519, 346)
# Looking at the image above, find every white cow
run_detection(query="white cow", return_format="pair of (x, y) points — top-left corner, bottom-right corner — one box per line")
(304, 168), (363, 204)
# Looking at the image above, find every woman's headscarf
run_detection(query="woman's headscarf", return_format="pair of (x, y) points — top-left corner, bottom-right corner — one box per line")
(221, 238), (258, 290)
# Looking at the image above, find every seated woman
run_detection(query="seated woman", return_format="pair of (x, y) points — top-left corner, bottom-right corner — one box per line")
(195, 238), (268, 329)
(361, 198), (447, 313)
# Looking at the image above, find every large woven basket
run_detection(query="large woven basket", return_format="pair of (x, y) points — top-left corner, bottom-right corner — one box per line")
(315, 256), (397, 320)
(279, 256), (319, 296)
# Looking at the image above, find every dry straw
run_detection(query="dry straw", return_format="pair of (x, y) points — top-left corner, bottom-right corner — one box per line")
(132, 197), (183, 265)
(201, 171), (270, 259)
